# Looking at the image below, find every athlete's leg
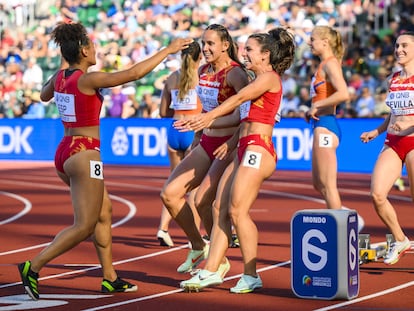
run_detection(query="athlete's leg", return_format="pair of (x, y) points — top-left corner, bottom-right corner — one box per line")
(204, 160), (236, 272)
(371, 147), (406, 241)
(311, 127), (341, 209)
(230, 146), (275, 276)
(30, 150), (103, 272)
(160, 145), (210, 250)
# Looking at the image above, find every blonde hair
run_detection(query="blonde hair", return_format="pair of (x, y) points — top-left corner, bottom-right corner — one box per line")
(178, 41), (201, 101)
(313, 26), (345, 61)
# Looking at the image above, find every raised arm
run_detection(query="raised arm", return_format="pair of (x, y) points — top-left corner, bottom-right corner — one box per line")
(81, 38), (193, 90)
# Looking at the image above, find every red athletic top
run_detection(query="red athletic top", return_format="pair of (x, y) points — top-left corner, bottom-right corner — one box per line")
(242, 71), (282, 125)
(197, 62), (240, 113)
(310, 56), (336, 103)
(386, 71), (414, 116)
(54, 69), (103, 128)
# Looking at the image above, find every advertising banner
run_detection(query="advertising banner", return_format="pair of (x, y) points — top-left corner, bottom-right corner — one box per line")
(0, 118), (388, 174)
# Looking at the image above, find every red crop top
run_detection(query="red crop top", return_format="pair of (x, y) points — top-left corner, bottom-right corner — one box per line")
(241, 71), (282, 125)
(54, 69), (103, 128)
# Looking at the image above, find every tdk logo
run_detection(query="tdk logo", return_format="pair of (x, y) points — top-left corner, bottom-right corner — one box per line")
(0, 126), (33, 154)
(111, 126), (167, 157)
(303, 216), (327, 224)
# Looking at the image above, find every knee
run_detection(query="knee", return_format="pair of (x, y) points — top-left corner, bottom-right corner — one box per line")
(77, 223), (96, 239)
(160, 187), (170, 206)
(160, 186), (178, 212)
(370, 190), (387, 208)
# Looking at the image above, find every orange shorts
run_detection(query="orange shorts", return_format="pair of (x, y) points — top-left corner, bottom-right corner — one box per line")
(54, 136), (101, 173)
(237, 134), (277, 163)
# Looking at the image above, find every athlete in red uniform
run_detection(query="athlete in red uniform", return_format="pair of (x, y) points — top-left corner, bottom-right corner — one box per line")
(160, 24), (249, 275)
(17, 21), (192, 300)
(157, 41), (203, 247)
(178, 27), (295, 293)
(360, 31), (414, 265)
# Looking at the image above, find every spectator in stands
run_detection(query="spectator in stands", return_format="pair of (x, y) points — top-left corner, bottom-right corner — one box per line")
(107, 85), (129, 117)
(373, 87), (390, 117)
(281, 90), (300, 117)
(21, 90), (45, 119)
(137, 92), (160, 118)
(0, 0), (410, 124)
(355, 86), (376, 118)
(22, 57), (43, 91)
(281, 69), (297, 96)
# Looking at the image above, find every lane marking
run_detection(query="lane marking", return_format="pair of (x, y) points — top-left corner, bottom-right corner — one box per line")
(0, 245), (188, 290)
(2, 168), (413, 310)
(0, 191), (32, 225)
(81, 261), (292, 311)
(313, 280), (414, 311)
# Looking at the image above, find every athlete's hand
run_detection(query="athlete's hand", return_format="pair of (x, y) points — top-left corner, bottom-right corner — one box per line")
(173, 113), (213, 132)
(166, 38), (194, 54)
(360, 129), (378, 143)
(213, 142), (230, 160)
(308, 104), (319, 121)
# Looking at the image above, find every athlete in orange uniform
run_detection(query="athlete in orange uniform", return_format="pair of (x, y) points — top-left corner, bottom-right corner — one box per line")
(306, 25), (364, 231)
(177, 27), (295, 293)
(17, 21), (193, 300)
(360, 31), (414, 265)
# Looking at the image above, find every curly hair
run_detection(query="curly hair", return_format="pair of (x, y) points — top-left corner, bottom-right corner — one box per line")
(50, 21), (90, 65)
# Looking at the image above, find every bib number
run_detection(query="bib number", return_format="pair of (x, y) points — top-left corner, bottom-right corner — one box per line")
(318, 133), (333, 148)
(90, 160), (104, 179)
(242, 150), (261, 169)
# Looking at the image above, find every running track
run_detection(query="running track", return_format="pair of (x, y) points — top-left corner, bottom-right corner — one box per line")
(0, 161), (413, 311)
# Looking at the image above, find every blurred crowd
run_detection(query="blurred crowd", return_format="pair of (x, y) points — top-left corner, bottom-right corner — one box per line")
(0, 0), (413, 120)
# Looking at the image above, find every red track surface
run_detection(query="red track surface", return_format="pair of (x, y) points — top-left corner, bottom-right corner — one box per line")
(1, 161), (413, 311)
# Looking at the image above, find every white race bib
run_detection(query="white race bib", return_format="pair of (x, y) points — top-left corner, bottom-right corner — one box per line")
(54, 91), (76, 122)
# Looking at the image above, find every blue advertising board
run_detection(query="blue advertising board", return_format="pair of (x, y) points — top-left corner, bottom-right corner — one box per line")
(0, 117), (388, 174)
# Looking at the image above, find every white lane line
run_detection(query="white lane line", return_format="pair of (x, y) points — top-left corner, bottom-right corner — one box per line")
(0, 191), (32, 225)
(313, 280), (414, 311)
(0, 193), (136, 256)
(0, 245), (188, 290)
(80, 261), (292, 311)
(2, 172), (413, 310)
